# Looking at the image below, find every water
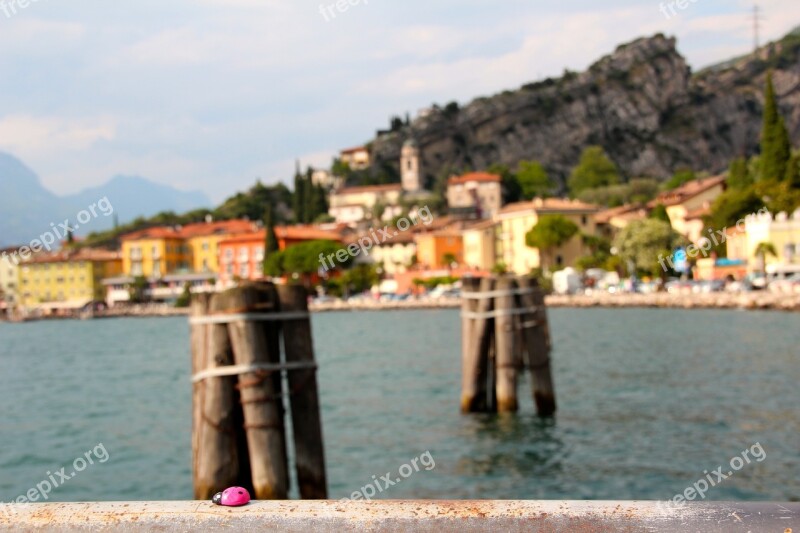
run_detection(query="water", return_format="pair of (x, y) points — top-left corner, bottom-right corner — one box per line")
(0, 308), (798, 503)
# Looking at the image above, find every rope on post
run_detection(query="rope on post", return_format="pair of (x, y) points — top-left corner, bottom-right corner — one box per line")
(461, 306), (539, 320)
(189, 311), (310, 325)
(192, 361), (318, 383)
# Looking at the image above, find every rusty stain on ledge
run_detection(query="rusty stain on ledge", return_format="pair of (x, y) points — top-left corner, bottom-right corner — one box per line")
(0, 500), (797, 532)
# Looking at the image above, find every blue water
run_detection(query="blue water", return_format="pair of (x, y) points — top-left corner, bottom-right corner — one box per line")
(0, 308), (798, 502)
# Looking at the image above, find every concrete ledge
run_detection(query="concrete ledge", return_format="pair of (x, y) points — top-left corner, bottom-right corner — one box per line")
(1, 501), (797, 532)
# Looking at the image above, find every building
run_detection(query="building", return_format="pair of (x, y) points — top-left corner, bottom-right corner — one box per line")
(339, 146), (371, 170)
(328, 184), (404, 225)
(496, 198), (600, 274)
(18, 249), (122, 310)
(0, 248), (20, 315)
(120, 219), (257, 278)
(728, 208), (800, 274)
(121, 227), (187, 278)
(594, 204), (649, 240)
(462, 219), (499, 271)
(447, 172), (503, 219)
(364, 230), (417, 275)
(415, 230), (464, 269)
(650, 176), (726, 241)
(400, 139), (423, 192)
(311, 168), (343, 190)
(217, 231), (267, 287)
(217, 224), (346, 287)
(182, 219), (257, 275)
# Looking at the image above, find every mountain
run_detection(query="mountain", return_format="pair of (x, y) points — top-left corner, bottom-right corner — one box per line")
(65, 175), (211, 225)
(0, 153), (211, 247)
(366, 30), (800, 189)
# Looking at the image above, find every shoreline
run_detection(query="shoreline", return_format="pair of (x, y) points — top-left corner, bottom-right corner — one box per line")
(2, 292), (798, 323)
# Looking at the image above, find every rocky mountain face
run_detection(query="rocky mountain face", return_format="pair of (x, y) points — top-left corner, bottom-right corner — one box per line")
(368, 31), (800, 189)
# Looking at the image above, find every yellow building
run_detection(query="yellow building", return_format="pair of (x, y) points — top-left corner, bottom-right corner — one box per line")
(0, 248), (20, 314)
(496, 198), (600, 274)
(728, 208), (800, 274)
(462, 219), (499, 271)
(120, 220), (256, 278)
(18, 249), (122, 309)
(121, 227), (188, 278)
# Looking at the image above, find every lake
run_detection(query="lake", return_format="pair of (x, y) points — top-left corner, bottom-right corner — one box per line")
(0, 308), (798, 503)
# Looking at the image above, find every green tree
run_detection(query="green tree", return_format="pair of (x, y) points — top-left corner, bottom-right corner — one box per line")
(293, 172), (307, 223)
(785, 152), (800, 188)
(517, 160), (555, 199)
(568, 146), (620, 196)
(649, 203), (671, 223)
(487, 163), (521, 204)
(613, 219), (686, 278)
(525, 215), (580, 271)
(754, 241), (777, 278)
(760, 72), (792, 182)
(663, 169), (696, 190)
(705, 187), (765, 229)
(728, 157), (753, 189)
(129, 276), (149, 304)
(174, 282), (192, 308)
(263, 206), (279, 275)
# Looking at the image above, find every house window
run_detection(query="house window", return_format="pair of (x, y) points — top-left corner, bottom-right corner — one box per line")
(240, 264), (250, 278)
(582, 215), (588, 225)
(254, 247), (264, 262)
(239, 247), (249, 262)
(556, 255), (564, 266)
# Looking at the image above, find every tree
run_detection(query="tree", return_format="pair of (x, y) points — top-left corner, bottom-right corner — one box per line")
(175, 282), (192, 308)
(649, 203), (671, 223)
(568, 146), (620, 196)
(525, 215), (580, 271)
(663, 169), (696, 190)
(760, 72), (792, 182)
(785, 152), (800, 188)
(293, 172), (307, 223)
(728, 157), (753, 190)
(129, 276), (149, 304)
(442, 253), (458, 267)
(613, 219), (686, 278)
(263, 206), (279, 275)
(754, 241), (777, 278)
(705, 187), (765, 230)
(517, 160), (555, 199)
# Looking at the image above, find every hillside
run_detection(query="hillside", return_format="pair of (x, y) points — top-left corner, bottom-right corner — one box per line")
(366, 30), (800, 190)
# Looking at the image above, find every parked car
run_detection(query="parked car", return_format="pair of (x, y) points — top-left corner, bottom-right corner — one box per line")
(768, 274), (800, 294)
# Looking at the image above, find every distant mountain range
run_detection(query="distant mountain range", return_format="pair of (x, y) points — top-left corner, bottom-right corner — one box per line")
(0, 152), (210, 247)
(367, 28), (800, 190)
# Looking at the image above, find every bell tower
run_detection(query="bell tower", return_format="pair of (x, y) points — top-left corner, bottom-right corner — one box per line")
(400, 138), (422, 192)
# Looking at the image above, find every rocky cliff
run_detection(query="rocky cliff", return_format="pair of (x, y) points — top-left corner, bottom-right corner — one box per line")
(367, 30), (800, 189)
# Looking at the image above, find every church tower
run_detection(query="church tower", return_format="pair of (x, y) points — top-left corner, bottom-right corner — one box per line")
(400, 138), (422, 192)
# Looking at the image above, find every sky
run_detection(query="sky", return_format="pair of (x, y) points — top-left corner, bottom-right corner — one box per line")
(0, 0), (798, 203)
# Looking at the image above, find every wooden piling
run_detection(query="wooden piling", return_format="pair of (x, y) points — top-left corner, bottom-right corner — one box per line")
(517, 276), (556, 416)
(461, 276), (495, 413)
(216, 283), (289, 500)
(494, 277), (519, 413)
(190, 294), (249, 499)
(276, 284), (328, 499)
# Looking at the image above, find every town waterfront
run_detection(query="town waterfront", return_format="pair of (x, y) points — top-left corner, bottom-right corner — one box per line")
(0, 308), (798, 503)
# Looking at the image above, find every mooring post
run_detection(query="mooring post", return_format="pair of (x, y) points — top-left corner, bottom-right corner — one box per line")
(276, 284), (328, 499)
(191, 294), (250, 499)
(517, 276), (556, 416)
(494, 276), (519, 413)
(461, 276), (495, 413)
(216, 284), (289, 500)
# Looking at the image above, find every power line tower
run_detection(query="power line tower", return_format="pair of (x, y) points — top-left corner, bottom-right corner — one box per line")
(752, 4), (763, 52)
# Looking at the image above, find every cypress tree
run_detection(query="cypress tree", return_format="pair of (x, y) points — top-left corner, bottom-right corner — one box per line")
(263, 205), (278, 274)
(760, 72), (792, 181)
(786, 153), (800, 188)
(727, 157), (752, 189)
(293, 172), (306, 223)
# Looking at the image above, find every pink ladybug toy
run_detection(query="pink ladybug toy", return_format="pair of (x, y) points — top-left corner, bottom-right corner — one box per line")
(211, 486), (251, 507)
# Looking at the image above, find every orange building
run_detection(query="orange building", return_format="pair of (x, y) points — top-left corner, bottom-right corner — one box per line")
(415, 230), (464, 269)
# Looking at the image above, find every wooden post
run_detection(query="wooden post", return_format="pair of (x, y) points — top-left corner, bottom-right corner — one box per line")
(216, 283), (289, 500)
(517, 276), (556, 416)
(494, 277), (519, 413)
(191, 294), (250, 499)
(460, 277), (479, 412)
(276, 284), (328, 499)
(461, 276), (495, 412)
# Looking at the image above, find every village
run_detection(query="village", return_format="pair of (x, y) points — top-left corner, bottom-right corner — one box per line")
(1, 134), (799, 320)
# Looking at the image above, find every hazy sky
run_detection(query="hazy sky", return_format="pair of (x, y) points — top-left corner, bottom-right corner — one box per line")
(0, 0), (798, 202)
